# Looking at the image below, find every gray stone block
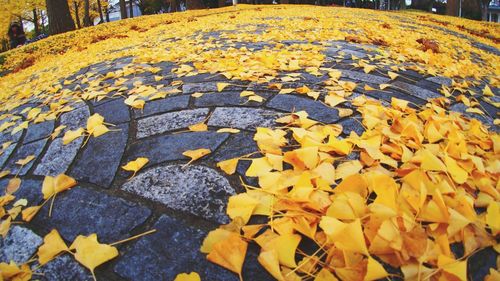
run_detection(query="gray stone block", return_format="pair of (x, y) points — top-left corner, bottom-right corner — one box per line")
(207, 107), (278, 130)
(0, 226), (42, 264)
(137, 108), (209, 139)
(23, 121), (54, 144)
(5, 138), (47, 175)
(135, 95), (190, 118)
(93, 98), (130, 124)
(267, 94), (340, 123)
(34, 136), (83, 177)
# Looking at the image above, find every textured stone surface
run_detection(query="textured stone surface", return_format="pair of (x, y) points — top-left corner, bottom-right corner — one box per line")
(426, 76), (452, 87)
(391, 81), (441, 100)
(0, 179), (43, 206)
(5, 138), (47, 175)
(33, 187), (151, 243)
(70, 123), (128, 187)
(122, 164), (235, 223)
(59, 106), (90, 132)
(340, 117), (365, 136)
(135, 95), (190, 118)
(213, 132), (258, 161)
(340, 69), (390, 84)
(34, 137), (83, 176)
(115, 215), (273, 281)
(468, 247), (498, 281)
(137, 108), (209, 138)
(0, 226), (43, 264)
(194, 91), (271, 107)
(267, 94), (340, 123)
(93, 98), (130, 124)
(207, 107), (278, 130)
(128, 131), (229, 166)
(182, 82), (218, 93)
(0, 143), (16, 168)
(23, 121), (54, 144)
(38, 255), (92, 281)
(0, 130), (22, 145)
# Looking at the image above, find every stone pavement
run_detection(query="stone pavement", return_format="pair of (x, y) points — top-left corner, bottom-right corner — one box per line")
(1, 29), (499, 281)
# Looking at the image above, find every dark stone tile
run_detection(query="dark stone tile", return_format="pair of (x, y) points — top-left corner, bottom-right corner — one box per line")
(37, 255), (92, 281)
(266, 94), (340, 123)
(180, 73), (227, 83)
(114, 215), (273, 281)
(213, 132), (258, 162)
(134, 95), (190, 118)
(32, 186), (151, 243)
(34, 137), (83, 177)
(340, 70), (390, 84)
(0, 178), (43, 206)
(391, 81), (440, 100)
(364, 89), (426, 106)
(5, 138), (47, 175)
(93, 98), (130, 124)
(23, 121), (54, 144)
(127, 131), (229, 167)
(59, 106), (90, 133)
(194, 91), (271, 107)
(416, 79), (441, 93)
(0, 226), (42, 264)
(0, 143), (16, 169)
(468, 247), (498, 281)
(69, 123), (128, 188)
(339, 117), (365, 136)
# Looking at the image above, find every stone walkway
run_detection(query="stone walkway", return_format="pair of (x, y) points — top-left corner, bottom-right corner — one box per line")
(0, 26), (498, 281)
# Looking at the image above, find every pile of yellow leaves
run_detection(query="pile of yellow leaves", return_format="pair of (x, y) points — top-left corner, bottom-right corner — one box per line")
(205, 96), (499, 280)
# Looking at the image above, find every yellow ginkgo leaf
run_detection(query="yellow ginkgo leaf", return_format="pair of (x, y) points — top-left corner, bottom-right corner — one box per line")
(315, 268), (338, 281)
(188, 122), (208, 132)
(21, 205), (41, 222)
(70, 233), (119, 277)
(37, 229), (69, 265)
(387, 71), (399, 80)
(42, 174), (77, 199)
(91, 124), (110, 137)
(278, 88), (294, 94)
(201, 228), (233, 254)
(86, 113), (105, 132)
(247, 95), (264, 103)
(0, 216), (11, 238)
(364, 84), (376, 91)
(207, 232), (247, 276)
(483, 85), (494, 96)
(364, 256), (388, 281)
(217, 82), (230, 92)
(363, 65), (376, 73)
(63, 128), (85, 145)
(122, 157), (149, 178)
(217, 158), (239, 175)
(266, 234), (301, 268)
(420, 149), (446, 172)
(192, 92), (204, 98)
(216, 128), (240, 134)
(258, 250), (285, 281)
(174, 272), (201, 281)
(240, 90), (255, 97)
(182, 148), (211, 166)
(227, 193), (259, 224)
(6, 178), (21, 194)
(0, 170), (10, 179)
(379, 84), (391, 90)
(15, 155), (35, 166)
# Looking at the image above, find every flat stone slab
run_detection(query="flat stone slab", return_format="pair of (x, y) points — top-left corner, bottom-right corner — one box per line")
(134, 95), (190, 118)
(34, 136), (83, 176)
(128, 131), (229, 166)
(38, 255), (91, 281)
(32, 186), (151, 243)
(391, 81), (441, 100)
(0, 143), (16, 169)
(114, 215), (239, 281)
(93, 98), (130, 124)
(426, 76), (452, 87)
(340, 69), (390, 84)
(207, 107), (278, 130)
(5, 138), (47, 175)
(137, 108), (209, 139)
(267, 94), (340, 123)
(0, 178), (43, 206)
(59, 106), (90, 132)
(182, 82), (218, 93)
(213, 132), (259, 161)
(23, 121), (54, 144)
(194, 91), (271, 107)
(0, 226), (43, 264)
(122, 164), (235, 223)
(339, 117), (365, 136)
(70, 123), (128, 187)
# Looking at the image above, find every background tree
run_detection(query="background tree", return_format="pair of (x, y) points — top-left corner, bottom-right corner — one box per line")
(120, 0), (128, 18)
(45, 0), (75, 34)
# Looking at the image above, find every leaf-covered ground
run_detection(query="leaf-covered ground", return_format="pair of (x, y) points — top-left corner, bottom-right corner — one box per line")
(0, 5), (499, 281)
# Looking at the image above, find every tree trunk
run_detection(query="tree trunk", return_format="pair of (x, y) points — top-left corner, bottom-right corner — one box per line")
(33, 9), (40, 36)
(120, 0), (128, 19)
(186, 0), (205, 9)
(45, 0), (75, 35)
(96, 0), (105, 23)
(447, 0), (458, 15)
(73, 1), (81, 28)
(129, 0), (134, 18)
(83, 0), (92, 26)
(480, 0), (489, 20)
(105, 6), (110, 22)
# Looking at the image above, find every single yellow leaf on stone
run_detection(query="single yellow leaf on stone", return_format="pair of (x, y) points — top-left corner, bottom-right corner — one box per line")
(278, 88), (294, 94)
(217, 83), (230, 92)
(363, 65), (376, 73)
(91, 124), (110, 137)
(182, 148), (211, 163)
(86, 113), (105, 132)
(258, 250), (285, 281)
(42, 174), (77, 199)
(37, 229), (69, 265)
(192, 92), (204, 98)
(391, 97), (409, 111)
(216, 128), (240, 134)
(11, 121), (28, 135)
(240, 90), (255, 97)
(70, 233), (119, 276)
(217, 158), (239, 175)
(364, 84), (376, 91)
(174, 272), (201, 281)
(246, 157), (273, 177)
(154, 75), (163, 82)
(188, 122), (208, 132)
(21, 205), (41, 222)
(227, 193), (259, 223)
(0, 170), (10, 179)
(483, 85), (494, 96)
(16, 155), (35, 166)
(6, 178), (21, 194)
(207, 232), (247, 276)
(325, 95), (346, 107)
(0, 216), (11, 238)
(379, 84), (391, 90)
(466, 107), (484, 115)
(388, 71), (399, 80)
(63, 128), (85, 145)
(122, 157), (149, 177)
(248, 95), (265, 103)
(364, 256), (388, 281)
(337, 108), (353, 117)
